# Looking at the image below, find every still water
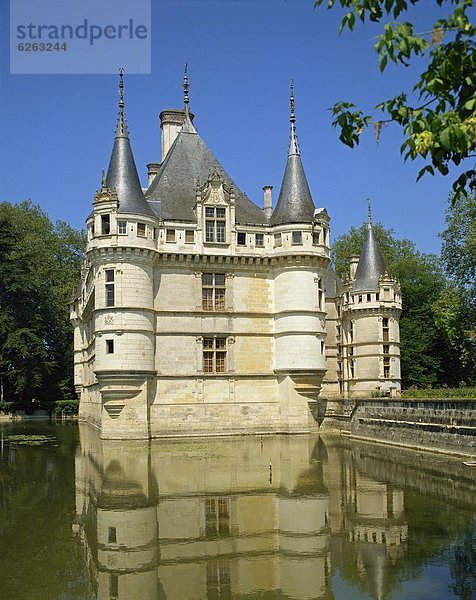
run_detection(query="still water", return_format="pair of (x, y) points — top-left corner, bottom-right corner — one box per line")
(0, 421), (474, 600)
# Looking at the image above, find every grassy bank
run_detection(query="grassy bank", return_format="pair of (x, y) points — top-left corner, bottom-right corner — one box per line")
(402, 387), (476, 399)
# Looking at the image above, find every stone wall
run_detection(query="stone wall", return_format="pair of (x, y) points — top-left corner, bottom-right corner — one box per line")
(347, 398), (476, 456)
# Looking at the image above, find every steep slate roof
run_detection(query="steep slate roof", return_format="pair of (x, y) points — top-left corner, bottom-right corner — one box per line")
(324, 266), (343, 298)
(146, 116), (267, 225)
(270, 82), (315, 226)
(352, 221), (386, 292)
(106, 72), (156, 219)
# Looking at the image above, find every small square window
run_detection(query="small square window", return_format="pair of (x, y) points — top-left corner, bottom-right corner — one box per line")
(106, 340), (114, 354)
(237, 232), (246, 246)
(185, 230), (195, 243)
(137, 223), (146, 237)
(292, 231), (302, 245)
(216, 207), (226, 219)
(117, 221), (127, 235)
(166, 229), (175, 242)
(255, 233), (264, 247)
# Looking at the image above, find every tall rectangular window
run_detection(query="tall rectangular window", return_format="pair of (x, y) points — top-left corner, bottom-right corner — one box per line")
(203, 337), (227, 373)
(108, 526), (117, 543)
(312, 229), (321, 245)
(106, 340), (114, 354)
(205, 207), (226, 243)
(349, 321), (354, 343)
(202, 273), (226, 311)
(383, 357), (391, 378)
(255, 233), (264, 247)
(237, 232), (246, 246)
(383, 317), (389, 341)
(117, 221), (127, 235)
(350, 359), (355, 379)
(101, 214), (111, 235)
(105, 270), (115, 307)
(185, 229), (195, 243)
(137, 222), (146, 237)
(274, 233), (282, 247)
(166, 228), (175, 242)
(317, 278), (324, 310)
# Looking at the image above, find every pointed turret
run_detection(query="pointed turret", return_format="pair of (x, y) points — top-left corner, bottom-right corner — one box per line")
(106, 68), (155, 218)
(352, 202), (386, 292)
(270, 81), (315, 226)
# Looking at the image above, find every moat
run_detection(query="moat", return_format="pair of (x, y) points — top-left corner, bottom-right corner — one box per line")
(0, 421), (474, 600)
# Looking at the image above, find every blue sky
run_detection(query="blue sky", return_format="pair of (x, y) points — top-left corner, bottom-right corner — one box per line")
(0, 0), (460, 254)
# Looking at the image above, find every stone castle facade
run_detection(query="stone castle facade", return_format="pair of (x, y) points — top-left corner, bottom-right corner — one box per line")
(70, 73), (402, 440)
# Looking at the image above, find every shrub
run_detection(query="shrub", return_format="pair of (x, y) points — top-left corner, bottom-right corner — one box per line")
(53, 399), (79, 416)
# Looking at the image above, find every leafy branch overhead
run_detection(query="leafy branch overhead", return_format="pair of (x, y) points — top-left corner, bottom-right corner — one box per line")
(314, 0), (476, 197)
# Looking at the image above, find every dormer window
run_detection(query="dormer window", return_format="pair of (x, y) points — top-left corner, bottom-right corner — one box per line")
(205, 207), (226, 243)
(237, 232), (246, 246)
(101, 214), (110, 235)
(312, 229), (321, 245)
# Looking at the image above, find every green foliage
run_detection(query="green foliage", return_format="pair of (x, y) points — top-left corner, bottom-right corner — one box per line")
(53, 399), (79, 416)
(0, 201), (85, 407)
(314, 0), (476, 197)
(401, 387), (476, 398)
(437, 193), (476, 381)
(0, 400), (13, 413)
(332, 222), (471, 387)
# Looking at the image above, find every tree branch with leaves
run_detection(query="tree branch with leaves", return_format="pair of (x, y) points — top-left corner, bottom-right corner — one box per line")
(315, 0), (476, 197)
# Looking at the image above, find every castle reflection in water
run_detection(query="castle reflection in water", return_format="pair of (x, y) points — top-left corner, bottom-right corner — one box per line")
(74, 425), (443, 600)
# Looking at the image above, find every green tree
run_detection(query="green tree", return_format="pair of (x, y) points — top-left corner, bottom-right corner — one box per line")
(314, 0), (476, 197)
(332, 222), (464, 387)
(436, 192), (476, 383)
(0, 201), (85, 408)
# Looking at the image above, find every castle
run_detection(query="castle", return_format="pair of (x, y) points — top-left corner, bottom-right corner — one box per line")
(70, 71), (402, 440)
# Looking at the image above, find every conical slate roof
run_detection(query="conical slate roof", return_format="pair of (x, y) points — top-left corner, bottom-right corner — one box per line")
(106, 71), (156, 219)
(146, 118), (267, 224)
(352, 220), (386, 292)
(270, 82), (315, 226)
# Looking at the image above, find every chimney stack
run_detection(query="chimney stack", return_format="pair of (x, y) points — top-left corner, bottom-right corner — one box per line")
(159, 108), (194, 161)
(147, 163), (160, 186)
(350, 255), (360, 279)
(263, 185), (273, 220)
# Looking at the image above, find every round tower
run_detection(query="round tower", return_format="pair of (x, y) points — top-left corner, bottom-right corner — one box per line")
(270, 81), (330, 429)
(77, 71), (158, 439)
(341, 207), (402, 398)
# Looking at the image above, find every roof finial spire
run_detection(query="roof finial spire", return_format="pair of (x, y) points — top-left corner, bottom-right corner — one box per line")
(289, 79), (300, 156)
(115, 67), (129, 138)
(367, 198), (372, 228)
(183, 62), (190, 113)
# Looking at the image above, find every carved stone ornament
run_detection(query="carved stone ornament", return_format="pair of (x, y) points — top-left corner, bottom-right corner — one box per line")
(104, 316), (114, 325)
